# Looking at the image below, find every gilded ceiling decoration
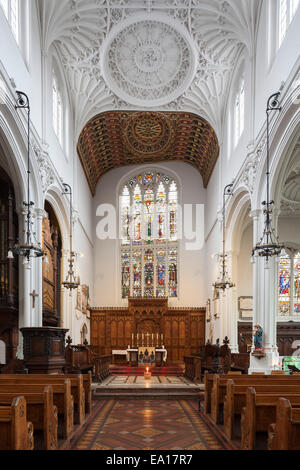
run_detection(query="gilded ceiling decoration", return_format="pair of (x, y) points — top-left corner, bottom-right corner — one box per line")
(77, 111), (219, 195)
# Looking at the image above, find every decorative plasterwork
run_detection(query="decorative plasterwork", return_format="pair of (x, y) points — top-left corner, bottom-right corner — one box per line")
(38, 0), (261, 135)
(280, 197), (300, 217)
(77, 110), (219, 195)
(31, 141), (55, 194)
(240, 138), (266, 194)
(102, 18), (196, 107)
(280, 166), (300, 217)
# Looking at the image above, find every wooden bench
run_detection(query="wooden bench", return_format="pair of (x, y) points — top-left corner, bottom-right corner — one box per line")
(203, 371), (242, 414)
(0, 396), (34, 450)
(209, 374), (300, 424)
(223, 379), (300, 441)
(268, 398), (300, 450)
(0, 386), (58, 450)
(0, 380), (74, 439)
(240, 387), (300, 450)
(0, 373), (91, 419)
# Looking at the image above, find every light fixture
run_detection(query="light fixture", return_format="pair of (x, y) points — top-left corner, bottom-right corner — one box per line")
(62, 183), (80, 290)
(9, 91), (44, 262)
(252, 92), (284, 261)
(213, 183), (235, 291)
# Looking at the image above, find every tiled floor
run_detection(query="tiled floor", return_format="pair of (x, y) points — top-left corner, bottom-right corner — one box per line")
(69, 399), (233, 450)
(94, 375), (204, 389)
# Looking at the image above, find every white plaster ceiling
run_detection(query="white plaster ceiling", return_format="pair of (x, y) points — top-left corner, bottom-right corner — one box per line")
(281, 166), (300, 217)
(38, 0), (262, 137)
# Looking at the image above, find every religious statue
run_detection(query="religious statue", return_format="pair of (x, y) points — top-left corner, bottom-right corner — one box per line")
(253, 324), (264, 351)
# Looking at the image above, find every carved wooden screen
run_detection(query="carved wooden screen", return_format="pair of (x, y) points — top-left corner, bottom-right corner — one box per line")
(90, 303), (205, 363)
(42, 202), (62, 327)
(0, 167), (19, 363)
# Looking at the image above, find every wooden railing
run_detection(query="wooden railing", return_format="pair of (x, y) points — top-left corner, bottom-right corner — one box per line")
(93, 355), (112, 382)
(184, 356), (202, 382)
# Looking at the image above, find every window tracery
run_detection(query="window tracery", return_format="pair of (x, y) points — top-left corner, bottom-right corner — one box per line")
(120, 170), (178, 299)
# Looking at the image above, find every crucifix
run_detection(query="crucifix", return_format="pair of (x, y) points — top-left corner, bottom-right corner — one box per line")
(30, 290), (39, 308)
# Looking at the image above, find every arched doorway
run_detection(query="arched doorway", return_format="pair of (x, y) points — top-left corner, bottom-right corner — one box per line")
(42, 201), (62, 327)
(0, 167), (19, 364)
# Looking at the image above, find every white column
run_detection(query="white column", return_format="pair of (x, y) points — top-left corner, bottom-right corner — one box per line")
(249, 209), (279, 373)
(16, 208), (31, 358)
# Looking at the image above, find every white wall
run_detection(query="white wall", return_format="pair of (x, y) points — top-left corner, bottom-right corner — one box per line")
(93, 161), (207, 308)
(237, 222), (253, 299)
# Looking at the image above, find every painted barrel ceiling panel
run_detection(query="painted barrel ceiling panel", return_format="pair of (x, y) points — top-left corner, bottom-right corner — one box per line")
(77, 111), (219, 195)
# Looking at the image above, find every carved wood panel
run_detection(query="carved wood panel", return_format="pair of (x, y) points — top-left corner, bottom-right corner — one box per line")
(42, 202), (62, 327)
(90, 301), (205, 362)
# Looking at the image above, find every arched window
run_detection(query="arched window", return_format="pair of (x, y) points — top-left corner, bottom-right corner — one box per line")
(0, 0), (19, 43)
(278, 0), (299, 48)
(233, 78), (245, 148)
(52, 71), (63, 146)
(120, 170), (178, 299)
(278, 249), (300, 317)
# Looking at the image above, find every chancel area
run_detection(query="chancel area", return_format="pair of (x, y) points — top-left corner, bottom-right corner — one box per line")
(0, 0), (300, 452)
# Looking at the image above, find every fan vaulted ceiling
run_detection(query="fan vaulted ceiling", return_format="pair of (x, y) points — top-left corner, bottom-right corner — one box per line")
(37, 0), (261, 189)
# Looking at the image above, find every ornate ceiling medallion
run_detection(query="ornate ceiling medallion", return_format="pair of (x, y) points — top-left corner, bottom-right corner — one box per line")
(121, 112), (174, 156)
(102, 16), (196, 107)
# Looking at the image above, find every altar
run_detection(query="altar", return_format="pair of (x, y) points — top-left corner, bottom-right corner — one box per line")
(90, 298), (206, 363)
(127, 347), (167, 366)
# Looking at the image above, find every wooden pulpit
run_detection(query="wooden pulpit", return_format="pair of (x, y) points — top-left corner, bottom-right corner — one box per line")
(21, 327), (69, 374)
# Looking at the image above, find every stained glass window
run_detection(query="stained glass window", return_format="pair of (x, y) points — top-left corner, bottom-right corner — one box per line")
(156, 250), (166, 297)
(121, 186), (130, 244)
(294, 252), (300, 314)
(278, 251), (291, 316)
(132, 250), (142, 298)
(121, 251), (130, 299)
(278, 251), (300, 318)
(120, 170), (178, 299)
(168, 248), (178, 298)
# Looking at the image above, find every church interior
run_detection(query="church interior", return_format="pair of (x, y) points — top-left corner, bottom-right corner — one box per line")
(0, 0), (300, 453)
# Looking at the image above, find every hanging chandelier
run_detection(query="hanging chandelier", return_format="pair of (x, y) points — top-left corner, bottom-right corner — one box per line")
(7, 91), (44, 262)
(252, 92), (284, 262)
(62, 183), (80, 290)
(213, 183), (235, 291)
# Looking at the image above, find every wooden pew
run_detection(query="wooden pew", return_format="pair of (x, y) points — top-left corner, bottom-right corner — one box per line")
(268, 398), (300, 450)
(0, 386), (58, 450)
(223, 380), (300, 441)
(0, 396), (34, 450)
(0, 373), (91, 420)
(241, 387), (300, 450)
(0, 380), (74, 439)
(209, 374), (300, 424)
(203, 371), (241, 415)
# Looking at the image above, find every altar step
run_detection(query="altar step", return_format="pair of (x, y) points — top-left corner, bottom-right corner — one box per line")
(109, 365), (184, 376)
(93, 386), (202, 401)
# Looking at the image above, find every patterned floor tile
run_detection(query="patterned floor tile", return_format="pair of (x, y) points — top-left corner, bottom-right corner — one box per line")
(68, 399), (234, 451)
